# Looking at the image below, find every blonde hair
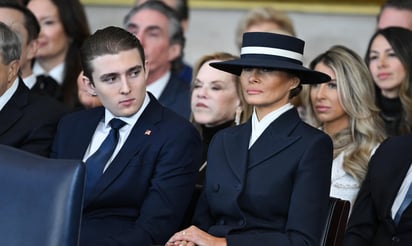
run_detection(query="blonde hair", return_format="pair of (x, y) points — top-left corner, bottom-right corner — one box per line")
(235, 7), (295, 49)
(190, 52), (253, 133)
(304, 45), (386, 183)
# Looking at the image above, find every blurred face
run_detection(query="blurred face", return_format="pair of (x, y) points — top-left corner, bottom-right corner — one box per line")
(378, 7), (412, 30)
(84, 49), (149, 117)
(191, 60), (240, 127)
(0, 57), (19, 97)
(310, 62), (349, 135)
(27, 0), (70, 66)
(368, 34), (406, 98)
(125, 9), (180, 84)
(240, 68), (298, 120)
(0, 8), (29, 67)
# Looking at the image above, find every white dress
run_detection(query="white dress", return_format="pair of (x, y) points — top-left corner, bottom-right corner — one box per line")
(330, 152), (359, 208)
(330, 146), (379, 210)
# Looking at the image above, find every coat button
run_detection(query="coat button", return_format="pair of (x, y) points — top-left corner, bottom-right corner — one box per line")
(238, 219), (245, 226)
(213, 184), (220, 192)
(392, 236), (400, 242)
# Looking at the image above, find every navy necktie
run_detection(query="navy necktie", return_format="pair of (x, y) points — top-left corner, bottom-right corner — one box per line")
(85, 118), (126, 196)
(394, 182), (412, 225)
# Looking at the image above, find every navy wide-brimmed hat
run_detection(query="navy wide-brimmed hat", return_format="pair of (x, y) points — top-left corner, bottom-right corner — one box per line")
(210, 32), (331, 84)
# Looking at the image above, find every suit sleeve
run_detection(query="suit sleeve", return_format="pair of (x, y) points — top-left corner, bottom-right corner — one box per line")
(343, 143), (384, 246)
(20, 103), (67, 157)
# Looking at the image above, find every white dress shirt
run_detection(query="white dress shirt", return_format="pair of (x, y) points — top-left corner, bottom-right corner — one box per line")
(82, 92), (151, 172)
(22, 73), (37, 89)
(249, 103), (293, 149)
(146, 71), (170, 99)
(391, 163), (412, 219)
(32, 61), (65, 85)
(0, 78), (19, 111)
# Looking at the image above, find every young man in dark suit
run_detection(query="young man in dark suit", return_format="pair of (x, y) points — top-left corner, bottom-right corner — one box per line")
(51, 26), (201, 245)
(0, 21), (67, 157)
(344, 135), (412, 246)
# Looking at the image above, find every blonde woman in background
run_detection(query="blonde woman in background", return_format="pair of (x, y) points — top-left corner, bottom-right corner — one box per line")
(304, 45), (386, 207)
(235, 6), (295, 49)
(180, 52), (252, 229)
(190, 52), (252, 185)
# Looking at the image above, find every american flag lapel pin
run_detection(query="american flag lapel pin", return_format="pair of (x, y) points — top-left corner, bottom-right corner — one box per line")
(144, 129), (152, 136)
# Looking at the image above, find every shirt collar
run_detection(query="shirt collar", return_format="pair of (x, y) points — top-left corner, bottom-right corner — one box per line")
(146, 71), (171, 99)
(32, 61), (65, 85)
(0, 77), (19, 111)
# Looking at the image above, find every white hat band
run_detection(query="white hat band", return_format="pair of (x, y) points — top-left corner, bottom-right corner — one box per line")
(241, 46), (303, 63)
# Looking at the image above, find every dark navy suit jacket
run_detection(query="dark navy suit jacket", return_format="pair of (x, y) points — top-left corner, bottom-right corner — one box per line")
(51, 93), (201, 245)
(193, 108), (333, 245)
(344, 135), (412, 246)
(158, 73), (190, 119)
(0, 79), (67, 156)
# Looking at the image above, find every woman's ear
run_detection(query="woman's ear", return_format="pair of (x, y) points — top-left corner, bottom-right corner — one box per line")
(289, 77), (300, 90)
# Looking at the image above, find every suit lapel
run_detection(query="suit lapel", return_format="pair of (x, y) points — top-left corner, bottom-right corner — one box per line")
(85, 96), (163, 205)
(372, 137), (412, 231)
(0, 79), (28, 136)
(74, 109), (104, 158)
(248, 108), (301, 169)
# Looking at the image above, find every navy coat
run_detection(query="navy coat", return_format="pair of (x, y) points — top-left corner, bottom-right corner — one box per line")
(0, 79), (67, 156)
(193, 108), (333, 246)
(51, 94), (201, 245)
(344, 135), (412, 246)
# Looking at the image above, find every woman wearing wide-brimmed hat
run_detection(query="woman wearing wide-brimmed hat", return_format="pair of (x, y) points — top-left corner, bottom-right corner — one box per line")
(167, 32), (333, 246)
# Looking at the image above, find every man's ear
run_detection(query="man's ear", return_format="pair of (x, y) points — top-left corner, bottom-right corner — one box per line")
(81, 71), (97, 96)
(8, 60), (20, 81)
(168, 43), (182, 62)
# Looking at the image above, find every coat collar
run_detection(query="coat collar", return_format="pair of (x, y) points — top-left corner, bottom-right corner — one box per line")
(223, 108), (301, 182)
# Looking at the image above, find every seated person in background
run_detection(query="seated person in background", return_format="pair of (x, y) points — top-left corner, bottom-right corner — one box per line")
(344, 134), (412, 245)
(235, 6), (296, 50)
(26, 0), (90, 110)
(190, 52), (252, 185)
(180, 52), (252, 229)
(124, 1), (191, 118)
(0, 2), (40, 90)
(303, 45), (386, 207)
(0, 21), (67, 157)
(365, 27), (412, 136)
(377, 0), (412, 30)
(167, 32), (333, 246)
(51, 26), (201, 246)
(135, 0), (193, 84)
